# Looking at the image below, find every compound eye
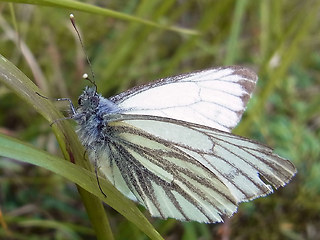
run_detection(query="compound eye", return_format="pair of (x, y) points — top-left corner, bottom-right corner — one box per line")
(78, 97), (82, 106)
(90, 96), (99, 107)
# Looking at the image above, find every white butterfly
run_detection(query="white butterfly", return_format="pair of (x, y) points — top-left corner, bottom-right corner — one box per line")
(72, 66), (296, 223)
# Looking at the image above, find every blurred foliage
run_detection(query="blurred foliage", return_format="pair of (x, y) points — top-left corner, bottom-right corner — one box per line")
(0, 0), (319, 239)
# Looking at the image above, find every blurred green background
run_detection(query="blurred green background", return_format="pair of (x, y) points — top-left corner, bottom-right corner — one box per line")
(0, 0), (319, 239)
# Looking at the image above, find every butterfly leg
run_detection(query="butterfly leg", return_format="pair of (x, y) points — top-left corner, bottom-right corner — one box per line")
(36, 92), (76, 126)
(36, 92), (77, 115)
(93, 150), (107, 198)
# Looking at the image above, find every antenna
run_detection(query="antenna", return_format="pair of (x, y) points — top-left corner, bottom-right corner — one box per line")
(82, 73), (97, 91)
(69, 14), (97, 92)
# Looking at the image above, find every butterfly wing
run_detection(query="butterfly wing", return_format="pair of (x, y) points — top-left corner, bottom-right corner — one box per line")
(110, 66), (258, 132)
(95, 114), (296, 223)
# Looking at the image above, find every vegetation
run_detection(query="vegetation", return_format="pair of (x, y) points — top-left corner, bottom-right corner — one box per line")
(0, 0), (319, 239)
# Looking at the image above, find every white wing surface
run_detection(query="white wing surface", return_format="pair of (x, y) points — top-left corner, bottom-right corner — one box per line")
(94, 114), (296, 223)
(110, 66), (258, 132)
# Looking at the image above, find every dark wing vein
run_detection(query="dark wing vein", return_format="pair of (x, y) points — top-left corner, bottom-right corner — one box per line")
(94, 114), (296, 222)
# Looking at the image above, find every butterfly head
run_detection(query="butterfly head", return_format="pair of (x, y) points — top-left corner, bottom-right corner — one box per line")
(77, 86), (100, 113)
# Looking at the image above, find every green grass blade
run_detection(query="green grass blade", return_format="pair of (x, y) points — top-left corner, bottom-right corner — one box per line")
(224, 0), (249, 65)
(0, 133), (163, 240)
(235, 1), (320, 136)
(0, 0), (198, 35)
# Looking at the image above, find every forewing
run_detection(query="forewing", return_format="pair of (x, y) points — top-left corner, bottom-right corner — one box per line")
(110, 66), (258, 132)
(97, 114), (296, 223)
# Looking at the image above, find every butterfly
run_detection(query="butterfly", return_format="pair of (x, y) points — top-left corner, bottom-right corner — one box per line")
(71, 66), (296, 223)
